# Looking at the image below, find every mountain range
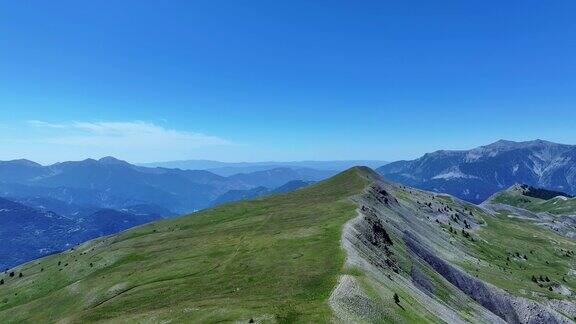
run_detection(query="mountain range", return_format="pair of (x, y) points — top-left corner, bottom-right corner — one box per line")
(378, 139), (576, 203)
(0, 157), (334, 214)
(3, 138), (576, 290)
(139, 159), (389, 176)
(2, 167), (576, 322)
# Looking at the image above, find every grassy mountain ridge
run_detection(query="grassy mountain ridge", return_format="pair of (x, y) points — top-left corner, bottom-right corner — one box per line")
(0, 167), (373, 323)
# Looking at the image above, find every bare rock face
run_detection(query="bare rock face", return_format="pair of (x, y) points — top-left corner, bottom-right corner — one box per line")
(368, 216), (393, 247)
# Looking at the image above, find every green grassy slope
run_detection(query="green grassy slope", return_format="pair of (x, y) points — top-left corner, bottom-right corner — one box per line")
(0, 167), (372, 323)
(464, 210), (576, 300)
(490, 187), (576, 215)
(410, 193), (576, 303)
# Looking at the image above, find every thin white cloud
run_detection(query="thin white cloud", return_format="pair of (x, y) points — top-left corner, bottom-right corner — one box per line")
(26, 120), (231, 158)
(27, 120), (68, 128)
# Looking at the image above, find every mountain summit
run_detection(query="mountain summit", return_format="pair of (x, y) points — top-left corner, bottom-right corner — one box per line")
(378, 139), (576, 203)
(97, 156), (131, 165)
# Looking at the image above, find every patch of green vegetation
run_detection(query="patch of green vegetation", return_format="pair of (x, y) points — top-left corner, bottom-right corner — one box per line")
(343, 266), (365, 278)
(436, 195), (453, 204)
(0, 168), (372, 323)
(538, 198), (576, 215)
(459, 210), (576, 301)
(492, 192), (576, 215)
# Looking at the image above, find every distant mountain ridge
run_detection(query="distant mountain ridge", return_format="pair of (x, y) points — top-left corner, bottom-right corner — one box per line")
(378, 139), (576, 203)
(0, 157), (333, 214)
(210, 180), (313, 206)
(139, 159), (388, 176)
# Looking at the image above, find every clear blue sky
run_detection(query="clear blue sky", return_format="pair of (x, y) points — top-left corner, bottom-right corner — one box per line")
(1, 0), (575, 164)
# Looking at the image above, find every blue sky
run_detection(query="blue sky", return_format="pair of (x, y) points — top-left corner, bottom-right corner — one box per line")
(1, 1), (575, 164)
